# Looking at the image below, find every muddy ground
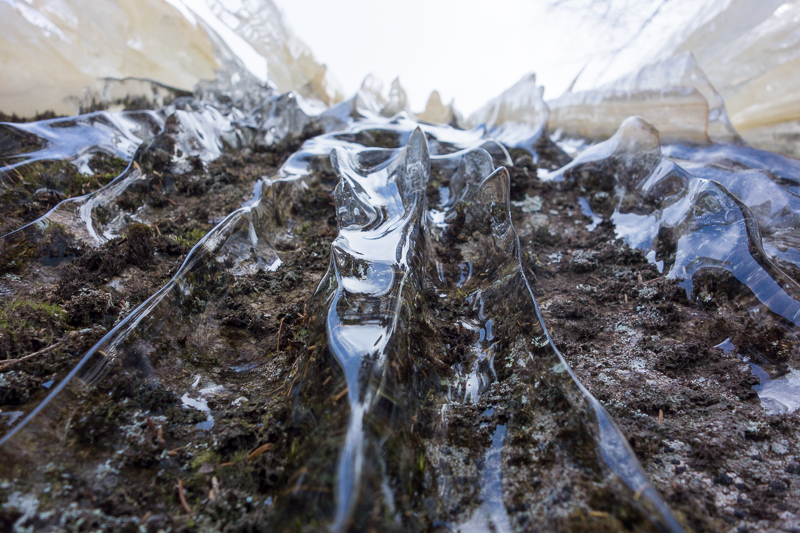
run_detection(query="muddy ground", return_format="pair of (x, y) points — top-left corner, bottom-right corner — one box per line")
(0, 119), (799, 533)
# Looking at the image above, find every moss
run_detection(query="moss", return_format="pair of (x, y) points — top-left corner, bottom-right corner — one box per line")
(191, 449), (221, 470)
(0, 298), (65, 359)
(178, 228), (207, 248)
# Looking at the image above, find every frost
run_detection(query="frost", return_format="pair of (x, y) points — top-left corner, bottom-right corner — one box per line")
(510, 194), (542, 213)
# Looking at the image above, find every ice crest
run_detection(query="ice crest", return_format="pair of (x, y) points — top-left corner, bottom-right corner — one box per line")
(468, 74), (551, 156)
(416, 90), (460, 126)
(398, 127), (430, 198)
(380, 78), (410, 118)
(547, 116), (662, 187)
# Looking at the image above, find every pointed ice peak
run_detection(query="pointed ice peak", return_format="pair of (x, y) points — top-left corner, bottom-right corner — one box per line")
(467, 73), (549, 132)
(381, 77), (410, 118)
(399, 127), (430, 196)
(477, 167), (512, 230)
(359, 74), (387, 107)
(610, 116), (663, 155)
(575, 116), (662, 165)
(353, 74), (413, 118)
(416, 90), (460, 125)
(260, 91), (324, 146)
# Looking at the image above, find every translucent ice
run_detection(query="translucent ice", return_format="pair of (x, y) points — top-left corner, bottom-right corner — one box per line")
(468, 74), (550, 154)
(550, 116), (800, 326)
(548, 86), (709, 144)
(0, 0), (339, 116)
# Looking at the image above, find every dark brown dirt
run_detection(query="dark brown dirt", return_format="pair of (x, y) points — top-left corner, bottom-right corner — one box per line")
(507, 158), (800, 533)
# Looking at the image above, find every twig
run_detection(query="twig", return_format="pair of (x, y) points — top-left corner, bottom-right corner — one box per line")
(0, 339), (64, 371)
(483, 341), (500, 354)
(177, 479), (191, 513)
(333, 387), (349, 402)
(277, 316), (286, 352)
(526, 267), (538, 283)
(658, 409), (663, 425)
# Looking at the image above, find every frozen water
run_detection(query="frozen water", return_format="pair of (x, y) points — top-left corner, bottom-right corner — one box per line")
(2, 2), (800, 530)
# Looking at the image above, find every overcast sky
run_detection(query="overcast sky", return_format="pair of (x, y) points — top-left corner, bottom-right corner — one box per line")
(271, 0), (721, 115)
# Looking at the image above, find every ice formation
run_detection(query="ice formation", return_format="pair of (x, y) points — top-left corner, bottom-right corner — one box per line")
(548, 116), (800, 327)
(639, 0), (800, 157)
(0, 0), (339, 116)
(2, 0), (800, 531)
(1, 81), (693, 531)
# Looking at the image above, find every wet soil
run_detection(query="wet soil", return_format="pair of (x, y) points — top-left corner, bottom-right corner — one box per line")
(0, 128), (798, 533)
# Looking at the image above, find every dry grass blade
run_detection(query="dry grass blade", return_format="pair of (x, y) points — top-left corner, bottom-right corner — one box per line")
(177, 479), (191, 513)
(248, 443), (273, 460)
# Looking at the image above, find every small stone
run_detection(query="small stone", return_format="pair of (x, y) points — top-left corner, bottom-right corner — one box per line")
(715, 472), (734, 486)
(769, 480), (787, 493)
(670, 459), (680, 465)
(675, 466), (686, 474)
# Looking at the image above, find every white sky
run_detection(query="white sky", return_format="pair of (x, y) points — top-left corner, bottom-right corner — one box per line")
(272, 0), (724, 116)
